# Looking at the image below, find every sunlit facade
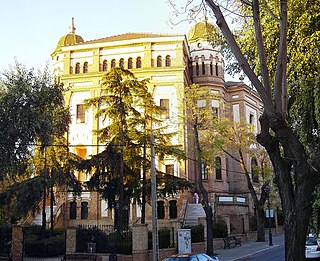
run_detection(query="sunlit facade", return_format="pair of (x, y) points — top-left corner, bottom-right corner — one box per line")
(50, 18), (263, 234)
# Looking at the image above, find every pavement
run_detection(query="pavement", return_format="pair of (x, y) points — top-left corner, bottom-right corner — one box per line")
(214, 234), (284, 261)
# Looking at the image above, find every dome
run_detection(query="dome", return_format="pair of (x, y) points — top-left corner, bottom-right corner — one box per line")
(188, 17), (217, 43)
(52, 18), (84, 55)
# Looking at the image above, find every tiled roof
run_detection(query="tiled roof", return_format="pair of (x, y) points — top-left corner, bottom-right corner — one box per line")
(81, 32), (184, 45)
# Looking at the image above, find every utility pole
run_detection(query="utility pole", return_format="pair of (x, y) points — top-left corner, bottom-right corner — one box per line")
(150, 134), (159, 261)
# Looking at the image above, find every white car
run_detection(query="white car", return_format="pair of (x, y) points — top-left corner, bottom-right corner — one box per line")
(306, 234), (320, 259)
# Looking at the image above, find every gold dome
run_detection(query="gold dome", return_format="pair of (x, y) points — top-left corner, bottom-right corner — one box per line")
(52, 18), (84, 56)
(188, 18), (217, 43)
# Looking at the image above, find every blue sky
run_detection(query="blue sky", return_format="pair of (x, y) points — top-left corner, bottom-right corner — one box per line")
(0, 0), (192, 71)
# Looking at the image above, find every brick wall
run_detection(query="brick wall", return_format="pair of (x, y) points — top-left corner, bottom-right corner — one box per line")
(11, 225), (23, 261)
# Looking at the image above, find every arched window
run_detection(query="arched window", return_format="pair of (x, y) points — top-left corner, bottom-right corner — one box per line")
(128, 58), (133, 69)
(196, 63), (199, 76)
(201, 55), (205, 75)
(215, 156), (222, 180)
(157, 201), (165, 219)
(102, 60), (107, 71)
(83, 62), (88, 73)
(157, 56), (162, 67)
(111, 59), (116, 68)
(210, 62), (213, 75)
(215, 63), (219, 76)
(136, 57), (142, 68)
(81, 202), (88, 219)
(165, 55), (171, 67)
(169, 200), (177, 219)
(119, 58), (124, 69)
(70, 201), (77, 219)
(251, 158), (259, 183)
(75, 63), (80, 74)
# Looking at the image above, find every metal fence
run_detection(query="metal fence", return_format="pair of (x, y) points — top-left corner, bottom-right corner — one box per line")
(76, 224), (132, 255)
(148, 227), (175, 249)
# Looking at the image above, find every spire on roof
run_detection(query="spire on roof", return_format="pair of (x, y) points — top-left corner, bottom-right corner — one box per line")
(69, 17), (76, 34)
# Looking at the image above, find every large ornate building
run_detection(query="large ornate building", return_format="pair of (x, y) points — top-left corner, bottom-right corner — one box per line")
(50, 18), (263, 234)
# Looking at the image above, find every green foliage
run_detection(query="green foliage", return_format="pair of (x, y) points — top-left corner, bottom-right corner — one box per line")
(23, 226), (66, 257)
(181, 224), (205, 242)
(0, 176), (44, 220)
(76, 226), (132, 254)
(249, 215), (258, 231)
(212, 219), (228, 238)
(0, 62), (69, 180)
(80, 68), (189, 221)
(0, 221), (11, 256)
(148, 227), (173, 249)
(231, 0), (320, 154)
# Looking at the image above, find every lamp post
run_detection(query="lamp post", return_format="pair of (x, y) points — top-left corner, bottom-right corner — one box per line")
(265, 184), (273, 246)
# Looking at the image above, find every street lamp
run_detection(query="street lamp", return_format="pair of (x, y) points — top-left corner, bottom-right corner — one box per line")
(265, 184), (273, 246)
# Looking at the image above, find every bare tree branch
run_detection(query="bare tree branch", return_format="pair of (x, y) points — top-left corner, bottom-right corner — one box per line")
(252, 0), (272, 99)
(261, 0), (280, 22)
(274, 0), (288, 115)
(240, 0), (253, 7)
(205, 0), (276, 115)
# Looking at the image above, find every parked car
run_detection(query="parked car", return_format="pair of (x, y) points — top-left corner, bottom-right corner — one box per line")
(306, 234), (320, 259)
(163, 253), (219, 261)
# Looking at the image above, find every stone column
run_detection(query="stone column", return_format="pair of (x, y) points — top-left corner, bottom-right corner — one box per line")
(66, 227), (77, 253)
(132, 224), (149, 261)
(12, 225), (23, 261)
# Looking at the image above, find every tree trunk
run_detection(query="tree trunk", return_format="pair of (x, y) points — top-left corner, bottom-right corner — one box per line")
(141, 143), (147, 224)
(258, 113), (316, 260)
(50, 184), (54, 235)
(194, 123), (214, 256)
(256, 207), (266, 242)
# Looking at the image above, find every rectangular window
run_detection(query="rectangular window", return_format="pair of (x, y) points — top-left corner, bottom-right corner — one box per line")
(81, 202), (88, 220)
(249, 113), (254, 124)
(165, 164), (174, 175)
(202, 164), (208, 180)
(160, 99), (170, 119)
(76, 104), (85, 123)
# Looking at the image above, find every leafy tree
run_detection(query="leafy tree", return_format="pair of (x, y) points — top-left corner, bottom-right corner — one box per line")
(80, 67), (189, 229)
(183, 83), (219, 256)
(200, 0), (320, 260)
(216, 120), (273, 242)
(0, 63), (77, 231)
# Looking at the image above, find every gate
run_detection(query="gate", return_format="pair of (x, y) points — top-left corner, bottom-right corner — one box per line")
(76, 224), (132, 255)
(22, 226), (66, 261)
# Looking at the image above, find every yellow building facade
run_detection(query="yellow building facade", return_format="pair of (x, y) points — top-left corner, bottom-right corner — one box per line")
(51, 18), (263, 234)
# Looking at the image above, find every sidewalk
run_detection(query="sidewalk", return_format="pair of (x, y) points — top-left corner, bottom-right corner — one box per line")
(214, 234), (284, 261)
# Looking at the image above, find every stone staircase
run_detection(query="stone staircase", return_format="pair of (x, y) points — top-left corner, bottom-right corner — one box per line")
(31, 205), (57, 226)
(183, 203), (206, 226)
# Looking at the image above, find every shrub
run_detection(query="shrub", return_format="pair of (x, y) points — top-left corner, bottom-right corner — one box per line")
(212, 219), (228, 238)
(23, 226), (66, 257)
(76, 226), (132, 254)
(181, 224), (204, 242)
(148, 227), (173, 249)
(0, 222), (11, 256)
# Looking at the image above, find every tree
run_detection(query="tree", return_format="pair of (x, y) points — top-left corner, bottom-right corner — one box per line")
(201, 1), (320, 260)
(216, 120), (273, 242)
(82, 67), (189, 229)
(184, 83), (219, 256)
(0, 63), (75, 227)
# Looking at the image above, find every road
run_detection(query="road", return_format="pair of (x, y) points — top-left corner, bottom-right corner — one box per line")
(237, 244), (284, 260)
(236, 245), (320, 261)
